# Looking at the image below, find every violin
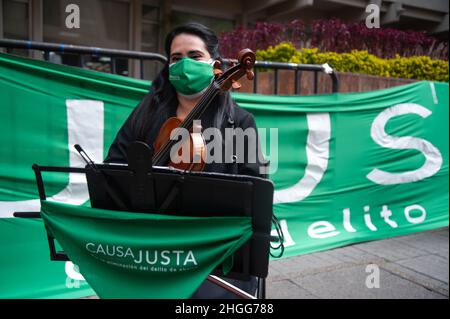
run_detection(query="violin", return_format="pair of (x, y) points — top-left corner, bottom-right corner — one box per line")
(152, 49), (255, 171)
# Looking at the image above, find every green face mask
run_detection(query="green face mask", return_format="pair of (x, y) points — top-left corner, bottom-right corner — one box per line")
(169, 57), (214, 97)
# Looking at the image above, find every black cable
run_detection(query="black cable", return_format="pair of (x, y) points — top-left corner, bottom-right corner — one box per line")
(270, 214), (285, 258)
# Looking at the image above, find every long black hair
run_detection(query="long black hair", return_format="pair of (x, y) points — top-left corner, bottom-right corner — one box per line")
(131, 22), (234, 143)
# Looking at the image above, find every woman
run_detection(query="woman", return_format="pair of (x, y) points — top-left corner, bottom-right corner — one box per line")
(104, 22), (265, 298)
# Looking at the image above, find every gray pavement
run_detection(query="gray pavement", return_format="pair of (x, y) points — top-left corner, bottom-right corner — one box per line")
(266, 227), (449, 299)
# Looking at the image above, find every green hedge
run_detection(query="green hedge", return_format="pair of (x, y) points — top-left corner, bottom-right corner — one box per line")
(256, 42), (449, 82)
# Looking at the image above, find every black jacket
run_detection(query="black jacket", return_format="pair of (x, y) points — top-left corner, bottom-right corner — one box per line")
(104, 94), (266, 178)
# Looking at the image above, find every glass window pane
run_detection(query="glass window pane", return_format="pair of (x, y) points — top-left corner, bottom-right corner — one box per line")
(141, 5), (160, 80)
(142, 5), (158, 22)
(42, 0), (130, 75)
(3, 0), (29, 39)
(2, 0), (29, 57)
(142, 21), (159, 51)
(43, 0), (129, 49)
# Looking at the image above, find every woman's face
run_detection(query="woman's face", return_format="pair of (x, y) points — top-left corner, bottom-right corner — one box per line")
(169, 33), (211, 64)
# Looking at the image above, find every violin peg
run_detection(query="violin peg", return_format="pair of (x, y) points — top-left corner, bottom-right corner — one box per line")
(232, 81), (242, 90)
(213, 60), (222, 69)
(214, 69), (223, 76)
(246, 70), (254, 80)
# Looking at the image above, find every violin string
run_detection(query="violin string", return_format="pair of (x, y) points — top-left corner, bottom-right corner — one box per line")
(153, 81), (221, 165)
(153, 85), (215, 164)
(153, 69), (239, 165)
(154, 84), (217, 163)
(154, 71), (239, 165)
(153, 71), (240, 164)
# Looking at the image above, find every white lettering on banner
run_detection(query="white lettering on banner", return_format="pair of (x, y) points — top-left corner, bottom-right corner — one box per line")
(364, 206), (377, 231)
(380, 205), (398, 228)
(85, 243), (198, 267)
(274, 113), (330, 204)
(184, 250), (198, 266)
(343, 208), (357, 232)
(161, 250), (171, 265)
(367, 103), (443, 185)
(308, 221), (340, 239)
(309, 204), (427, 239)
(85, 243), (96, 254)
(0, 100), (104, 218)
(429, 82), (438, 104)
(271, 113), (330, 244)
(404, 204), (426, 224)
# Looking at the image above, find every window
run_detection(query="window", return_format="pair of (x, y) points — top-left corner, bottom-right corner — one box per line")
(2, 0), (30, 57)
(142, 5), (159, 52)
(141, 4), (160, 80)
(43, 0), (130, 75)
(3, 0), (29, 39)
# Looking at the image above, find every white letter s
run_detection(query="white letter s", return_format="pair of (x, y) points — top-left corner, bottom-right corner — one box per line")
(367, 103), (442, 185)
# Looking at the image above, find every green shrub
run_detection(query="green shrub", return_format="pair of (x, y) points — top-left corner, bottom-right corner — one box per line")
(255, 42), (449, 82)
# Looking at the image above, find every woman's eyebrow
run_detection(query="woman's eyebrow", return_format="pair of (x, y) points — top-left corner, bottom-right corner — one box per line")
(187, 50), (204, 55)
(170, 50), (203, 58)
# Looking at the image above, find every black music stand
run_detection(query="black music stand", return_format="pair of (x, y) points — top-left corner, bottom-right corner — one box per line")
(21, 142), (274, 299)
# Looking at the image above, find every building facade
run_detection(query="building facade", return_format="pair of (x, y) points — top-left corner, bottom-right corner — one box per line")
(0, 0), (448, 79)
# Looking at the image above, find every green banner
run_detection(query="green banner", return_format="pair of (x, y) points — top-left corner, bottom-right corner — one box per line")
(40, 200), (252, 299)
(0, 52), (448, 298)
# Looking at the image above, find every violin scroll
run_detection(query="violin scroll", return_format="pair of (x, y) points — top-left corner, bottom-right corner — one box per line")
(237, 49), (256, 69)
(217, 49), (256, 92)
